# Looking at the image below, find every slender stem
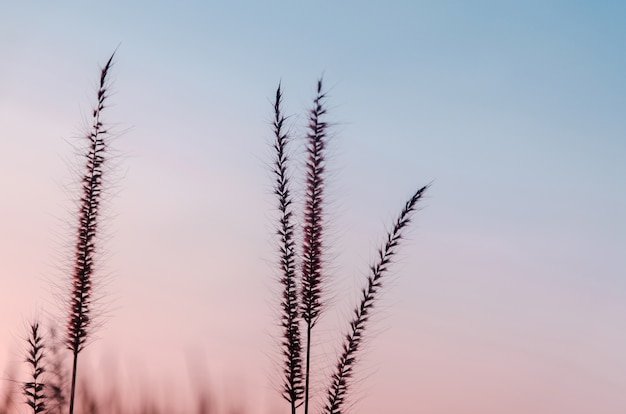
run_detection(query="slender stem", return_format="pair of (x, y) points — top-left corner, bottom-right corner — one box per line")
(68, 351), (78, 414)
(304, 323), (313, 414)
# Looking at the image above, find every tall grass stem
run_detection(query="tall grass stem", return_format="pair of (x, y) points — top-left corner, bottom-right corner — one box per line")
(66, 51), (115, 414)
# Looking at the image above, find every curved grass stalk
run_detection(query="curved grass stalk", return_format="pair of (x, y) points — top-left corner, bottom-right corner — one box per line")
(323, 185), (429, 414)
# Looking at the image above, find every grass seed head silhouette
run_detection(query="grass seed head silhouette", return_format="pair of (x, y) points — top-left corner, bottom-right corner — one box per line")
(24, 322), (46, 414)
(273, 84), (305, 414)
(323, 186), (428, 414)
(300, 78), (327, 329)
(270, 79), (428, 414)
(300, 78), (328, 414)
(66, 51), (115, 414)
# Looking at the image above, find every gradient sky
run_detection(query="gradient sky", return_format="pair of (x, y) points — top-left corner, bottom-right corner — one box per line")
(1, 1), (625, 413)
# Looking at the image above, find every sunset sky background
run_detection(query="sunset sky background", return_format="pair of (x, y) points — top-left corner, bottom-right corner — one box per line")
(1, 1), (625, 413)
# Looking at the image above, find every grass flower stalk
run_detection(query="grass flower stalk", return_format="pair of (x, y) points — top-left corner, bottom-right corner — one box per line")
(24, 322), (46, 414)
(272, 84), (304, 414)
(66, 52), (115, 414)
(322, 185), (429, 414)
(300, 79), (328, 414)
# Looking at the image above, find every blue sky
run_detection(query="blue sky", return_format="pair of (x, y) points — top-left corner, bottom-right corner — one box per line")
(1, 1), (625, 413)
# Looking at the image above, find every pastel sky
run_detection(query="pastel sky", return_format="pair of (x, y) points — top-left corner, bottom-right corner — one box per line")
(1, 1), (625, 413)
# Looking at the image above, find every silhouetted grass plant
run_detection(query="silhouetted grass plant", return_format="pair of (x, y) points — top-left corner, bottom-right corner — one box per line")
(24, 322), (46, 414)
(272, 84), (304, 414)
(270, 79), (428, 414)
(12, 52), (118, 414)
(299, 80), (328, 414)
(2, 50), (429, 414)
(322, 187), (426, 413)
(65, 51), (116, 414)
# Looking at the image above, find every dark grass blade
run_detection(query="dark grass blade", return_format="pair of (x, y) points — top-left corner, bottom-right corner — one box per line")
(323, 185), (429, 414)
(272, 83), (304, 413)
